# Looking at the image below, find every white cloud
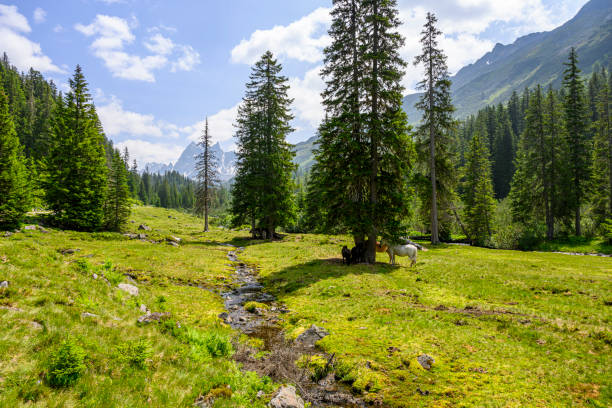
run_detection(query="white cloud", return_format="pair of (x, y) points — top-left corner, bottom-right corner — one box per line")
(33, 7), (45, 24)
(231, 7), (331, 64)
(97, 96), (180, 139)
(288, 66), (325, 128)
(76, 14), (200, 81)
(116, 139), (183, 166)
(53, 24), (63, 33)
(185, 104), (239, 145)
(0, 5), (64, 73)
(144, 33), (174, 55)
(171, 45), (200, 72)
(230, 1), (583, 93)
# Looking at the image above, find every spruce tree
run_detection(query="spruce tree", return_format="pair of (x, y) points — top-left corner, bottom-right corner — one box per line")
(0, 89), (30, 229)
(592, 67), (611, 225)
(195, 118), (219, 231)
(463, 124), (495, 246)
(103, 150), (130, 231)
(414, 12), (456, 244)
(310, 0), (369, 242)
(562, 48), (591, 236)
(492, 105), (515, 199)
(44, 66), (108, 231)
(312, 0), (412, 261)
(509, 86), (549, 233)
(230, 52), (296, 238)
(543, 86), (567, 234)
(361, 0), (412, 261)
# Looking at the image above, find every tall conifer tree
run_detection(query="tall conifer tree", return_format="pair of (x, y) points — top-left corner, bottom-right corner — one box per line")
(231, 52), (296, 238)
(44, 66), (108, 231)
(463, 124), (495, 246)
(103, 150), (130, 231)
(310, 0), (369, 241)
(592, 67), (611, 225)
(562, 48), (591, 236)
(0, 89), (30, 229)
(195, 118), (219, 231)
(414, 12), (456, 244)
(312, 0), (412, 261)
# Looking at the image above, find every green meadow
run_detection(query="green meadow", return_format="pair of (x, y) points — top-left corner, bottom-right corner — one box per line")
(1, 206), (610, 407)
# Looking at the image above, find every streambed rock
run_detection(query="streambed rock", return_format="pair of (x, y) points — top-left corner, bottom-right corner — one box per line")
(118, 283), (139, 296)
(269, 385), (304, 408)
(296, 325), (329, 348)
(417, 354), (434, 370)
(137, 312), (170, 324)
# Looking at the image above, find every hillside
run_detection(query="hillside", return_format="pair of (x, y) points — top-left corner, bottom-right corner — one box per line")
(403, 0), (612, 122)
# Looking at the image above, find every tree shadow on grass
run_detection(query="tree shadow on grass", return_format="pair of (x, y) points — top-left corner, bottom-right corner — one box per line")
(181, 234), (291, 249)
(259, 258), (400, 296)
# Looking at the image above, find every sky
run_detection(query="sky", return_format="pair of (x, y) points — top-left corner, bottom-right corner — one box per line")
(1, 0), (589, 166)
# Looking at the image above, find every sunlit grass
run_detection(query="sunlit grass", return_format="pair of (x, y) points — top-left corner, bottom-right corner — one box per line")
(239, 233), (611, 407)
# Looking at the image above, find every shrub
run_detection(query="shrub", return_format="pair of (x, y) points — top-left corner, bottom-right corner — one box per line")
(244, 301), (269, 313)
(601, 219), (612, 245)
(203, 331), (233, 358)
(101, 260), (123, 285)
(116, 338), (153, 369)
(490, 222), (523, 249)
(183, 328), (233, 358)
(46, 339), (86, 387)
(74, 259), (91, 274)
(155, 295), (168, 311)
(296, 354), (331, 382)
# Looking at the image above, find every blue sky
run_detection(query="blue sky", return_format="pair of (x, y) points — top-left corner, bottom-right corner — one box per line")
(1, 0), (588, 165)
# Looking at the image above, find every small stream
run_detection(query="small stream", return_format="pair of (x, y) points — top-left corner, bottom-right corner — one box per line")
(219, 245), (364, 408)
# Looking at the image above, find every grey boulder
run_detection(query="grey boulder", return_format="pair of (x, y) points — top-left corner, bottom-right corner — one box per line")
(118, 283), (139, 296)
(296, 325), (329, 348)
(268, 385), (304, 408)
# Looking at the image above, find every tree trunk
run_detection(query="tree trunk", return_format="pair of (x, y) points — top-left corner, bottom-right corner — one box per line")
(204, 184), (209, 232)
(367, 0), (380, 264)
(428, 33), (439, 245)
(575, 204), (581, 236)
(609, 121), (612, 214)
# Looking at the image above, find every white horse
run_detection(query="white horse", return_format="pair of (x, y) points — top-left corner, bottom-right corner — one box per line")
(382, 241), (418, 266)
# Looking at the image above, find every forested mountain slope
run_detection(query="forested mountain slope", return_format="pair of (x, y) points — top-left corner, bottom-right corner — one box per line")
(403, 0), (612, 122)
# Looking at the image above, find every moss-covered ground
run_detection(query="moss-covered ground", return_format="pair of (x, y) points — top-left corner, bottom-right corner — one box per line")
(0, 206), (275, 407)
(237, 234), (611, 407)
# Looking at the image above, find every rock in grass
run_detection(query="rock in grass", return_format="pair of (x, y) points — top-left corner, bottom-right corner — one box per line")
(296, 325), (329, 348)
(118, 283), (139, 296)
(137, 312), (170, 324)
(139, 304), (150, 314)
(138, 224), (151, 231)
(166, 236), (181, 243)
(167, 241), (180, 247)
(81, 312), (98, 318)
(269, 385), (304, 408)
(417, 354), (434, 370)
(0, 281), (8, 288)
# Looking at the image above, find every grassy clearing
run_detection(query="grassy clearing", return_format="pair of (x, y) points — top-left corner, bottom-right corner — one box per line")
(2, 206), (610, 407)
(237, 234), (611, 407)
(0, 206), (275, 407)
(528, 236), (612, 255)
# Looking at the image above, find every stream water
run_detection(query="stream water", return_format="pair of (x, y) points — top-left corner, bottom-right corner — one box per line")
(219, 245), (365, 408)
